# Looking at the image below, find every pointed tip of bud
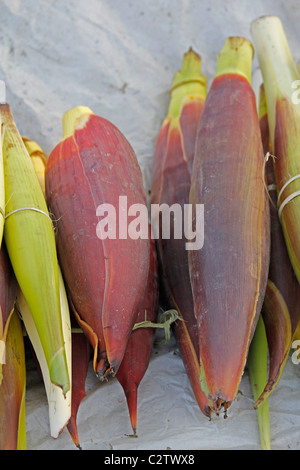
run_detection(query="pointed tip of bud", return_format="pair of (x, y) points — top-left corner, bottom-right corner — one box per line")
(182, 47), (202, 70)
(62, 106), (94, 139)
(167, 49), (207, 119)
(171, 48), (207, 91)
(215, 36), (254, 84)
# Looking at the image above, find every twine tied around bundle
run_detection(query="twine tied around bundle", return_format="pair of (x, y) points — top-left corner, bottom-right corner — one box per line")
(132, 308), (181, 343)
(3, 206), (61, 233)
(277, 173), (300, 219)
(4, 206), (53, 222)
(71, 309), (181, 344)
(262, 151), (300, 219)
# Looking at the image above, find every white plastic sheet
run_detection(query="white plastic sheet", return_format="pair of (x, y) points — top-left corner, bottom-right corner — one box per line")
(1, 0), (300, 450)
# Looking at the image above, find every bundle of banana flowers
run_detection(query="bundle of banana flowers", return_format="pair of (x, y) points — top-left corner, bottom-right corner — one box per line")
(0, 86), (72, 449)
(250, 83), (300, 408)
(252, 17), (300, 343)
(151, 38), (273, 447)
(151, 20), (300, 450)
(2, 15), (300, 450)
(247, 16), (300, 449)
(0, 88), (162, 448)
(153, 28), (297, 447)
(246, 81), (300, 451)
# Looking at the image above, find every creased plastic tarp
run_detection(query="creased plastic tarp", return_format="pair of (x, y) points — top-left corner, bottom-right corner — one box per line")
(1, 0), (300, 450)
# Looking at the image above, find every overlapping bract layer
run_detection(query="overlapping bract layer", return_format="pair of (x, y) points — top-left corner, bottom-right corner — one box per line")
(116, 230), (159, 434)
(45, 106), (150, 380)
(151, 48), (214, 417)
(188, 37), (270, 409)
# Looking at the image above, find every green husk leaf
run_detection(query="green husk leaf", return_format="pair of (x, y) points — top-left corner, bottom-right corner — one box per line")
(251, 15), (300, 282)
(0, 103), (70, 395)
(247, 315), (271, 450)
(17, 266), (72, 438)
